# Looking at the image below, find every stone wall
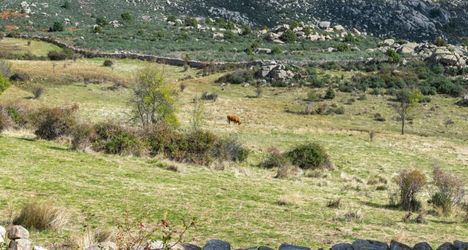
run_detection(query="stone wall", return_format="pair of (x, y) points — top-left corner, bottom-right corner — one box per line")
(1, 225), (467, 250)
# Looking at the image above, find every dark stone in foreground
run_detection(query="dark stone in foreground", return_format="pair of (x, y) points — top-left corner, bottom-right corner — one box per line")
(390, 240), (411, 250)
(182, 243), (202, 250)
(331, 243), (353, 250)
(243, 246), (274, 250)
(453, 241), (468, 250)
(352, 239), (388, 250)
(437, 243), (457, 250)
(203, 239), (231, 250)
(279, 243), (311, 250)
(413, 242), (433, 250)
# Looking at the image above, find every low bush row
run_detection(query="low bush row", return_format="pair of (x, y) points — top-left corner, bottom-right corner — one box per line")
(0, 104), (249, 166)
(260, 143), (332, 171)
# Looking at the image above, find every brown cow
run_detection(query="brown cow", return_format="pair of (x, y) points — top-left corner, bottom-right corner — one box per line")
(227, 114), (241, 125)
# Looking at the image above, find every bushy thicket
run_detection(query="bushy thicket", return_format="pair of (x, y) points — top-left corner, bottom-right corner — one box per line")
(31, 105), (78, 140)
(216, 69), (255, 84)
(430, 167), (465, 215)
(394, 169), (427, 211)
(286, 143), (331, 170)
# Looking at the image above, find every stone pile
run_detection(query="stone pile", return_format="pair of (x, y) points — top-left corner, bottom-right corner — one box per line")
(2, 225), (467, 250)
(375, 40), (467, 68)
(258, 61), (295, 82)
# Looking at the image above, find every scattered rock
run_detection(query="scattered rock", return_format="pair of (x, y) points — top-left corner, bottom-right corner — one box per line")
(390, 240), (411, 250)
(203, 239), (231, 250)
(7, 226), (30, 240)
(382, 39), (395, 46)
(331, 243), (353, 250)
(453, 241), (468, 250)
(9, 239), (32, 250)
(413, 242), (433, 250)
(352, 239), (389, 250)
(437, 243), (456, 250)
(319, 21), (331, 29)
(278, 243), (310, 250)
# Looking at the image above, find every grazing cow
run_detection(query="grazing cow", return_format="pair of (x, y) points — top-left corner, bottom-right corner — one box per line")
(227, 114), (241, 125)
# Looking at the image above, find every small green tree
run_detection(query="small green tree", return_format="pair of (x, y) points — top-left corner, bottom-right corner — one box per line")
(323, 87), (336, 100)
(394, 89), (422, 135)
(50, 21), (64, 32)
(121, 12), (133, 22)
(131, 67), (178, 128)
(386, 49), (401, 64)
(280, 30), (297, 43)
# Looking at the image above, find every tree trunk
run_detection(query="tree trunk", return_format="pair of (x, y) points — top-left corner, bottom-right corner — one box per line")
(401, 114), (405, 135)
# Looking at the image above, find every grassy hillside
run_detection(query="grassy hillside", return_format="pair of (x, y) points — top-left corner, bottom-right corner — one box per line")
(0, 48), (467, 248)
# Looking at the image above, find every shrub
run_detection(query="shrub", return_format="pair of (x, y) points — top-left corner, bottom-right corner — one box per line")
(48, 51), (67, 61)
(323, 87), (336, 100)
(214, 136), (249, 162)
(286, 142), (331, 170)
(13, 201), (69, 231)
(184, 17), (198, 27)
(0, 109), (12, 133)
(61, 1), (71, 9)
(32, 87), (44, 99)
(374, 113), (386, 122)
(0, 73), (10, 95)
(275, 165), (303, 179)
(386, 49), (401, 64)
(32, 106), (78, 140)
(166, 130), (219, 165)
(96, 16), (108, 26)
(49, 21), (64, 32)
(216, 69), (255, 84)
(430, 167), (465, 215)
(143, 123), (179, 156)
(70, 123), (94, 150)
(103, 60), (114, 67)
(434, 37), (447, 47)
(92, 123), (146, 156)
(280, 30), (297, 43)
(260, 147), (288, 169)
(121, 12), (133, 22)
(306, 90), (320, 102)
(394, 169), (427, 211)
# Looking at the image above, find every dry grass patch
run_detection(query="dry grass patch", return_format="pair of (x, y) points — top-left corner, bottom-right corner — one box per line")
(13, 201), (69, 231)
(277, 193), (304, 206)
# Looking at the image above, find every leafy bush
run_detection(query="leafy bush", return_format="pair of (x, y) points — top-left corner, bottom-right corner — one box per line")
(49, 21), (64, 32)
(13, 201), (69, 231)
(70, 123), (94, 150)
(430, 167), (465, 215)
(166, 130), (219, 165)
(185, 17), (198, 27)
(306, 90), (320, 101)
(96, 16), (108, 26)
(323, 87), (336, 99)
(143, 123), (179, 156)
(394, 169), (427, 211)
(260, 147), (288, 169)
(92, 123), (146, 156)
(48, 51), (68, 61)
(103, 60), (114, 67)
(32, 106), (78, 140)
(280, 30), (297, 43)
(121, 12), (133, 22)
(286, 143), (331, 170)
(386, 49), (400, 64)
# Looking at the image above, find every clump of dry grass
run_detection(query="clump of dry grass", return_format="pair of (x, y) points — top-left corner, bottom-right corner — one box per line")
(327, 198), (342, 208)
(13, 201), (69, 231)
(275, 165), (303, 179)
(69, 229), (115, 249)
(336, 209), (363, 222)
(277, 194), (303, 206)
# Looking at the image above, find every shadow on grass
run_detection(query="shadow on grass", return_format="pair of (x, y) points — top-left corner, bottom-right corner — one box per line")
(361, 200), (400, 210)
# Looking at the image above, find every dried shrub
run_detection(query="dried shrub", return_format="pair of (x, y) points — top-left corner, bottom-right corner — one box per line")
(32, 87), (44, 99)
(394, 169), (427, 211)
(337, 209), (363, 222)
(0, 103), (31, 128)
(216, 69), (255, 84)
(13, 201), (69, 231)
(275, 165), (303, 179)
(32, 105), (78, 140)
(48, 51), (68, 61)
(214, 136), (249, 162)
(260, 147), (288, 169)
(327, 198), (342, 208)
(286, 142), (331, 170)
(70, 123), (94, 151)
(430, 167), (465, 215)
(0, 109), (13, 133)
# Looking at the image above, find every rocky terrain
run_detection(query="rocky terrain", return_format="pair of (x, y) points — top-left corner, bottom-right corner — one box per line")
(2, 0), (467, 42)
